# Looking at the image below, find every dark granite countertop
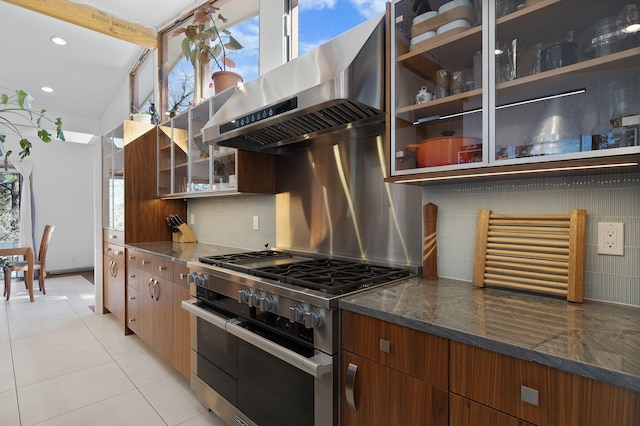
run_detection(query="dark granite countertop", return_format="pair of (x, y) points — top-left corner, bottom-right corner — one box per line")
(339, 277), (640, 392)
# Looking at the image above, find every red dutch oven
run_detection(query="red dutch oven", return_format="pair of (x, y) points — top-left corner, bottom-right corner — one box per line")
(406, 132), (481, 167)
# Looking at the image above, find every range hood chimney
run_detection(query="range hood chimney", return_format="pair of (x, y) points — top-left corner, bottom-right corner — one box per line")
(202, 14), (386, 153)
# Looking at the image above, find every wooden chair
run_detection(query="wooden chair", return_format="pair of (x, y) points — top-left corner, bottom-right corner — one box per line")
(3, 225), (55, 300)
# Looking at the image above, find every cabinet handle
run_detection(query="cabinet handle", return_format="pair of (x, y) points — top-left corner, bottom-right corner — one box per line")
(112, 261), (118, 277)
(128, 255), (136, 260)
(110, 234), (118, 239)
(345, 363), (358, 411)
(179, 273), (187, 280)
(148, 278), (154, 298)
(129, 318), (136, 322)
(129, 274), (136, 279)
(142, 260), (150, 265)
(114, 250), (122, 256)
(521, 385), (539, 406)
(153, 280), (159, 301)
(128, 296), (136, 301)
(158, 266), (167, 272)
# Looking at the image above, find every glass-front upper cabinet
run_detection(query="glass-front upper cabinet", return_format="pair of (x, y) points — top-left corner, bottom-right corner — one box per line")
(391, 0), (486, 176)
(158, 108), (190, 196)
(389, 0), (640, 179)
(102, 124), (124, 230)
(493, 0), (639, 165)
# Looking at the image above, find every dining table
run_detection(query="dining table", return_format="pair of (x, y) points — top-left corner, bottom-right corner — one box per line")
(0, 242), (35, 302)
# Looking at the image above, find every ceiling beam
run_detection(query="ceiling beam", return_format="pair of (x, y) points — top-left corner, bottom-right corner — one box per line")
(4, 0), (158, 49)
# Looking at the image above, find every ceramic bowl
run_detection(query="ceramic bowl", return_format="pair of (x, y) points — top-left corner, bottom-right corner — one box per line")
(411, 31), (437, 45)
(438, 0), (472, 14)
(413, 11), (438, 26)
(436, 19), (471, 35)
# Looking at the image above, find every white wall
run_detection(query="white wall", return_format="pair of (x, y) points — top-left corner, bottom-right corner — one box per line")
(2, 133), (95, 273)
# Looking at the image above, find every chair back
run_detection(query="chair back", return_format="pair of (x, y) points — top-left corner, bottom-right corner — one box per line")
(38, 225), (55, 271)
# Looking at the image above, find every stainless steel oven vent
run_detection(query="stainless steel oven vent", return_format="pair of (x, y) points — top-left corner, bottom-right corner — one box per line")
(227, 100), (383, 150)
(202, 14), (385, 153)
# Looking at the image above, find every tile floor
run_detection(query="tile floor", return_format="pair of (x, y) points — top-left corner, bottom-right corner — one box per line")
(0, 275), (227, 426)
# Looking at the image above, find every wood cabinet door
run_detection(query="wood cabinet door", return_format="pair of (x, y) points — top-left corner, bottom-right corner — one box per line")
(153, 276), (174, 365)
(126, 286), (139, 334)
(173, 278), (191, 379)
(342, 351), (448, 426)
(136, 270), (155, 347)
(103, 252), (125, 324)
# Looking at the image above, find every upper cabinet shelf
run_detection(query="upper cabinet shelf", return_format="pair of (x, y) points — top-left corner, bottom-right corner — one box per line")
(388, 0), (640, 182)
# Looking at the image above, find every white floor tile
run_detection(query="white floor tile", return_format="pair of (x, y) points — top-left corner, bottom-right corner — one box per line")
(8, 313), (85, 341)
(116, 349), (175, 388)
(140, 374), (207, 425)
(0, 389), (20, 426)
(99, 332), (151, 360)
(12, 323), (113, 387)
(0, 318), (9, 343)
(0, 341), (15, 393)
(33, 389), (165, 426)
(17, 361), (135, 426)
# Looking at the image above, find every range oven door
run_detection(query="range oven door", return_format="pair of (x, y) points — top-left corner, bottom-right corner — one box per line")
(182, 300), (336, 426)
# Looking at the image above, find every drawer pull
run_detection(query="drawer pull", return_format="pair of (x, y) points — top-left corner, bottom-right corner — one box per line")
(521, 385), (539, 406)
(180, 273), (187, 279)
(129, 274), (136, 279)
(114, 250), (122, 256)
(379, 339), (391, 353)
(129, 318), (136, 322)
(128, 296), (136, 301)
(142, 260), (150, 265)
(158, 266), (167, 272)
(346, 363), (358, 411)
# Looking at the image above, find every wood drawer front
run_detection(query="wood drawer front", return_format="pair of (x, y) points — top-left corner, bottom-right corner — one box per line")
(138, 252), (155, 273)
(104, 243), (125, 261)
(173, 262), (190, 289)
(153, 256), (173, 280)
(126, 249), (139, 290)
(341, 310), (448, 389)
(103, 229), (124, 244)
(449, 394), (533, 426)
(450, 341), (640, 426)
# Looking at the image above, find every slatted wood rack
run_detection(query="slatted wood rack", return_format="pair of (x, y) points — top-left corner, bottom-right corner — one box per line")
(473, 209), (586, 302)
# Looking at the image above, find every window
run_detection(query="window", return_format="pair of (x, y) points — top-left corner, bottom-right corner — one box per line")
(130, 50), (155, 116)
(0, 170), (21, 242)
(158, 0), (260, 118)
(297, 1), (385, 55)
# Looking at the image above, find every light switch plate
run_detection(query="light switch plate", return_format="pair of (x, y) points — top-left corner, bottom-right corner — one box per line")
(597, 222), (624, 256)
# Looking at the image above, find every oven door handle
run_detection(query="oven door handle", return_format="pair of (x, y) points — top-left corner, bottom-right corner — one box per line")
(226, 320), (333, 378)
(181, 299), (228, 330)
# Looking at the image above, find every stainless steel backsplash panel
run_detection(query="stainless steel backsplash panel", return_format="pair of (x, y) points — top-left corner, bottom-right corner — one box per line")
(275, 133), (422, 266)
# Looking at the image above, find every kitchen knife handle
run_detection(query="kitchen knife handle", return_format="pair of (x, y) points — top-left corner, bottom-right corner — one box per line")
(345, 363), (358, 411)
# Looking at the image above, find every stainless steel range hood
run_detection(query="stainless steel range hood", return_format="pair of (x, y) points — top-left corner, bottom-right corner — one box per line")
(202, 14), (385, 153)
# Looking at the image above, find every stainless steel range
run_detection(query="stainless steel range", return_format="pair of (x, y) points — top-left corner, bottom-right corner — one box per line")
(182, 249), (416, 426)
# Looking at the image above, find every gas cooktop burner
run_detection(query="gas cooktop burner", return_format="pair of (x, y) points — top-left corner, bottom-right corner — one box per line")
(199, 250), (289, 265)
(198, 251), (414, 295)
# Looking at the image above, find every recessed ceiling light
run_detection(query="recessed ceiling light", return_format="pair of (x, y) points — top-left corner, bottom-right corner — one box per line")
(41, 86), (54, 93)
(51, 36), (67, 45)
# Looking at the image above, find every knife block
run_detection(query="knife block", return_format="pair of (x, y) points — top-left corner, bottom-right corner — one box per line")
(172, 224), (197, 243)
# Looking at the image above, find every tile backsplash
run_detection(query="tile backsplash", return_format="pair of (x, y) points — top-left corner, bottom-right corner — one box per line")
(423, 170), (640, 307)
(187, 171), (639, 307)
(188, 195), (276, 251)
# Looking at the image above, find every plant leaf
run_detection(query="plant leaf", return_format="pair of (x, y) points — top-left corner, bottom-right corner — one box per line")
(37, 129), (52, 143)
(223, 57), (236, 68)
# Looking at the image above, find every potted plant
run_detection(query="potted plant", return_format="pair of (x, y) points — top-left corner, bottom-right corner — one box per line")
(174, 3), (244, 94)
(0, 88), (64, 168)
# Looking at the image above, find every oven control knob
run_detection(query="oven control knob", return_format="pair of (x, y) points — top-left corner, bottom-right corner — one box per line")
(238, 289), (252, 304)
(188, 272), (207, 286)
(289, 304), (308, 323)
(259, 294), (276, 312)
(249, 291), (262, 308)
(304, 310), (324, 329)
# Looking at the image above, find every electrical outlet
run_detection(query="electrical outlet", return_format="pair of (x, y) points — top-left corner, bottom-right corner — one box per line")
(190, 214), (195, 225)
(253, 216), (259, 230)
(597, 222), (624, 256)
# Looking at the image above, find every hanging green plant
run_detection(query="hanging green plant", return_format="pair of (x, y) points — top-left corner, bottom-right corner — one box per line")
(0, 88), (65, 168)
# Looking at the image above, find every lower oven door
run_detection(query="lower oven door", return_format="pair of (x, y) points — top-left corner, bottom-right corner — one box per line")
(182, 300), (336, 426)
